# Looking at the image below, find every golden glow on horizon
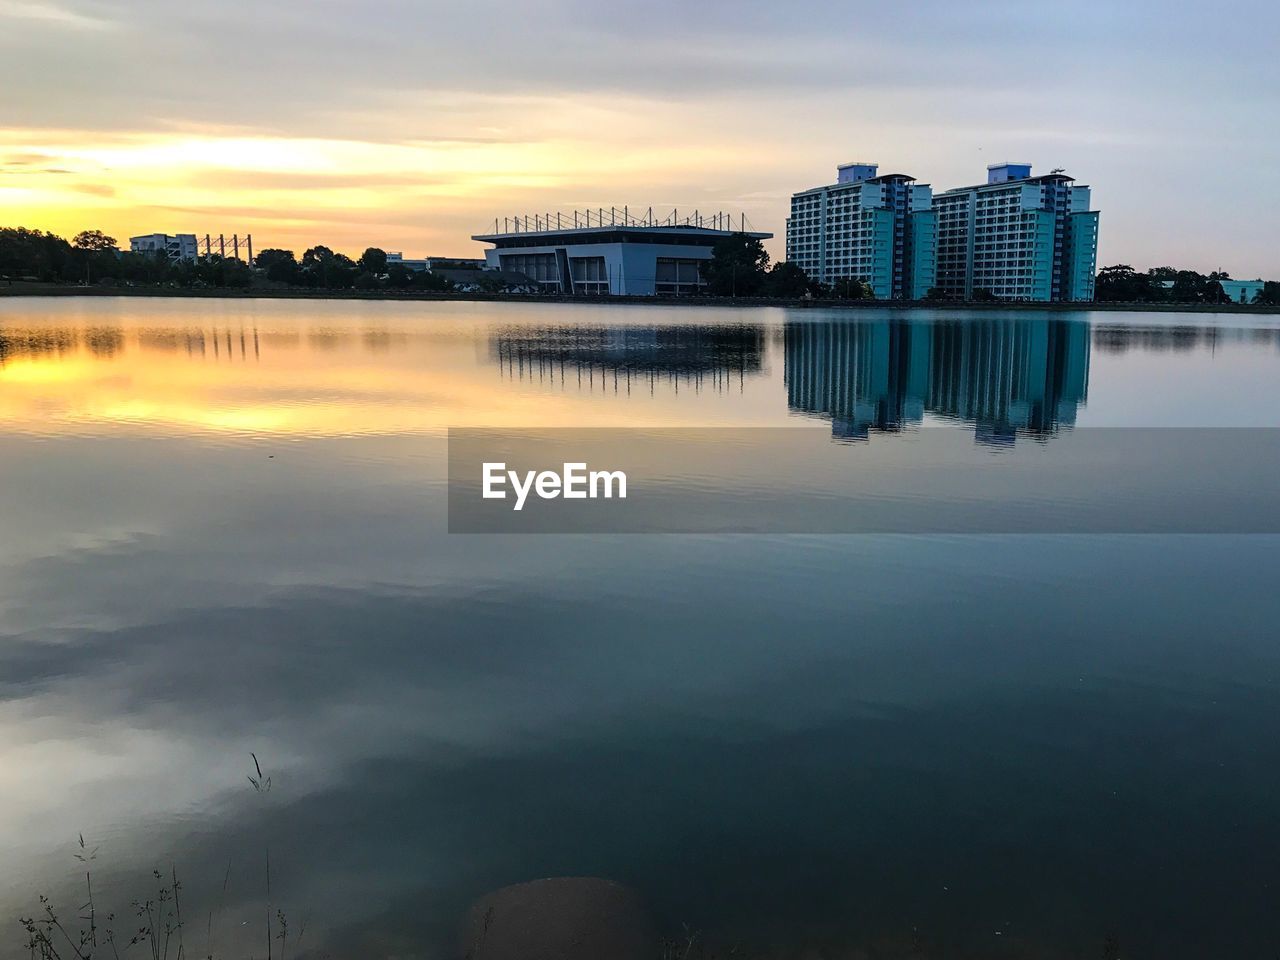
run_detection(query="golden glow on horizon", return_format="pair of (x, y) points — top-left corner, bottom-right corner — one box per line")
(1, 100), (789, 259)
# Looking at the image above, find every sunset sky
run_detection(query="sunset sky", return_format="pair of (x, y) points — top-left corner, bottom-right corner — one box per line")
(2, 0), (1277, 274)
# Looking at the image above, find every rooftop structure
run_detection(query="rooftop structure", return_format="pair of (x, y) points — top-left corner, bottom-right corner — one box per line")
(986, 162), (1033, 184)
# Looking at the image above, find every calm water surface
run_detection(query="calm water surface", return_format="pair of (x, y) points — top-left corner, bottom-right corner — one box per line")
(2, 298), (1279, 959)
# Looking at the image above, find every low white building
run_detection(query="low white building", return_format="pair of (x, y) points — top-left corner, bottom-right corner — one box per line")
(130, 233), (198, 262)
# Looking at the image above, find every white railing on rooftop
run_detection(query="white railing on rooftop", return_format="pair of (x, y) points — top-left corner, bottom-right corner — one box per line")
(485, 208), (756, 235)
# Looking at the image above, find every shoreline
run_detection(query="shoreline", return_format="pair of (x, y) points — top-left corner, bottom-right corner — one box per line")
(1, 282), (1278, 314)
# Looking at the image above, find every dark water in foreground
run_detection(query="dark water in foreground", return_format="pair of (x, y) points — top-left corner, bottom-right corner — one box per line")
(1, 298), (1279, 959)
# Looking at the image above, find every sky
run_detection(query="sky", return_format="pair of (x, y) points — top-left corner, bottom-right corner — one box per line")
(1, 0), (1277, 274)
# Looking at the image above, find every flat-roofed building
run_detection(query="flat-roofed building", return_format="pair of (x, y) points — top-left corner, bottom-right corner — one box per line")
(130, 233), (198, 262)
(473, 210), (771, 296)
(1218, 278), (1264, 303)
(1158, 277), (1268, 303)
(934, 163), (1099, 302)
(786, 162), (936, 299)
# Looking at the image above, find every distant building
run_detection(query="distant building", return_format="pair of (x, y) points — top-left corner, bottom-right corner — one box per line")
(385, 252), (429, 271)
(130, 233), (198, 262)
(786, 162), (936, 299)
(1156, 277), (1265, 303)
(1218, 278), (1264, 303)
(934, 163), (1099, 302)
(472, 210), (772, 296)
(385, 253), (487, 273)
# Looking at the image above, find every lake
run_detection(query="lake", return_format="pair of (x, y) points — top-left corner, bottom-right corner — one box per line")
(2, 297), (1279, 959)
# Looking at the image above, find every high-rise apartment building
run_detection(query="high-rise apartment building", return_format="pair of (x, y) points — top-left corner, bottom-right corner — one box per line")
(934, 163), (1098, 302)
(786, 162), (936, 300)
(788, 160), (1100, 302)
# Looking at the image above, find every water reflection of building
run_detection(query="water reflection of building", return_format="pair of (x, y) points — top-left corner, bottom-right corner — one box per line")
(490, 325), (766, 394)
(785, 321), (929, 438)
(785, 318), (1090, 443)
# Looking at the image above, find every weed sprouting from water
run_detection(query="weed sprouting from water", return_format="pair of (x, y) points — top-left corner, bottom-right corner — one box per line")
(246, 755), (270, 796)
(18, 753), (308, 960)
(124, 869), (185, 960)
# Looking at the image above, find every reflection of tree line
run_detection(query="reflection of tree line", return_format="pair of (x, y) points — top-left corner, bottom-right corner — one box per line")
(0, 327), (82, 363)
(490, 325), (766, 394)
(0, 327), (129, 362)
(786, 319), (1091, 443)
(1092, 324), (1280, 354)
(4, 320), (1275, 371)
(0, 325), (432, 365)
(0, 326), (264, 363)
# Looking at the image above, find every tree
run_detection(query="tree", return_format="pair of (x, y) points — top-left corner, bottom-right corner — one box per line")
(764, 261), (812, 298)
(1206, 271), (1233, 304)
(358, 247), (388, 275)
(71, 230), (117, 252)
(1095, 264), (1158, 302)
(191, 254), (252, 288)
(830, 276), (872, 300)
(386, 263), (414, 289)
(221, 259), (253, 288)
(970, 287), (997, 302)
(700, 233), (769, 297)
(1254, 281), (1280, 305)
(115, 249), (172, 285)
(1170, 269), (1211, 303)
(0, 227), (75, 282)
(410, 269), (452, 292)
(300, 245), (357, 288)
(301, 245), (334, 269)
(353, 270), (381, 290)
(255, 248), (299, 284)
(67, 230), (121, 284)
(924, 287), (950, 301)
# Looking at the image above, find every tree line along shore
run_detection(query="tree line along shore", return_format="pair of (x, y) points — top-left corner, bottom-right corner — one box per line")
(2, 226), (1277, 309)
